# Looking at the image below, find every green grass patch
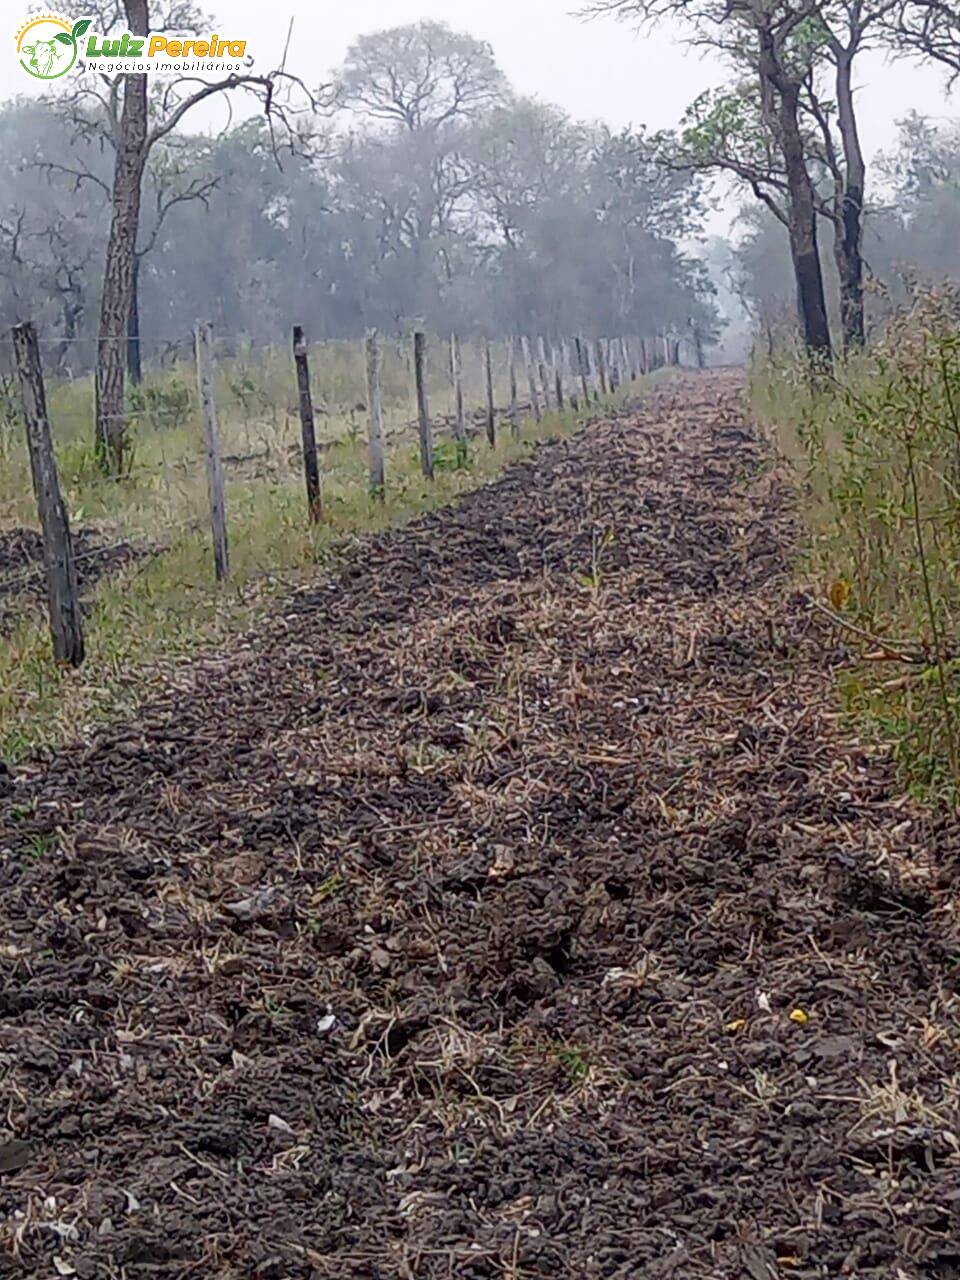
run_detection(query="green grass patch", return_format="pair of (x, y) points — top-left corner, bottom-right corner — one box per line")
(752, 286), (960, 804)
(0, 346), (648, 761)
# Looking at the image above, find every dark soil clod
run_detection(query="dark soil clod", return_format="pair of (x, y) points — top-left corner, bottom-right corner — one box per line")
(1, 373), (958, 1278)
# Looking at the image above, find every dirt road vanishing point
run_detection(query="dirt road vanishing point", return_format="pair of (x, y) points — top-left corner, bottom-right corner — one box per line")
(2, 372), (958, 1279)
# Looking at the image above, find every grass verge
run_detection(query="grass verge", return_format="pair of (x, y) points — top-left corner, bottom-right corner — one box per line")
(752, 286), (960, 804)
(0, 370), (648, 762)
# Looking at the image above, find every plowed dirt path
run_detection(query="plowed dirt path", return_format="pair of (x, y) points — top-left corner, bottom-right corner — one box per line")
(2, 372), (959, 1279)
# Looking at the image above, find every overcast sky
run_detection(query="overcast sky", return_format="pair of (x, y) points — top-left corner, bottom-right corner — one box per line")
(5, 1), (955, 229)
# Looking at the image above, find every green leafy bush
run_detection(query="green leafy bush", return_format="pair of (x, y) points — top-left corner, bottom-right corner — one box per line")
(129, 379), (191, 431)
(432, 439), (472, 472)
(755, 285), (960, 802)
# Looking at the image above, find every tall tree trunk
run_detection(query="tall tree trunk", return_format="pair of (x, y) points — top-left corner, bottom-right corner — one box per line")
(691, 321), (705, 370)
(95, 0), (148, 472)
(758, 28), (832, 359)
(833, 52), (866, 350)
(778, 83), (832, 358)
(127, 254), (142, 385)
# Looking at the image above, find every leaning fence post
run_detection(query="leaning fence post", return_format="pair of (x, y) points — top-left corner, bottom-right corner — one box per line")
(292, 325), (322, 524)
(521, 336), (542, 424)
(365, 330), (386, 498)
(450, 333), (466, 447)
(12, 321), (84, 666)
(483, 337), (497, 447)
(412, 331), (434, 480)
(194, 321), (229, 581)
(508, 336), (520, 437)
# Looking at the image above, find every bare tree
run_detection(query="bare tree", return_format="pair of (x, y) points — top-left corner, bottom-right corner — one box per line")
(887, 0), (960, 75)
(37, 216), (100, 369)
(35, 131), (218, 382)
(338, 21), (507, 133)
(0, 207), (99, 369)
(335, 23), (508, 328)
(129, 146), (220, 382)
(468, 99), (591, 247)
(49, 0), (326, 471)
(0, 210), (31, 311)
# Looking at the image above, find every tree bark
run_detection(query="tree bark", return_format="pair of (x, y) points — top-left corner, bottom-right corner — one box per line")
(833, 51), (866, 350)
(127, 253), (142, 385)
(779, 83), (832, 357)
(128, 252), (144, 384)
(758, 26), (832, 359)
(95, 0), (149, 472)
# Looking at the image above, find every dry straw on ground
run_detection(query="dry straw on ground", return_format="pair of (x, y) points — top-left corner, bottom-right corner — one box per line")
(1, 373), (958, 1278)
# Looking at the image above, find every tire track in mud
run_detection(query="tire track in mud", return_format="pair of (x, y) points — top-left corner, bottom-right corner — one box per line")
(1, 371), (959, 1279)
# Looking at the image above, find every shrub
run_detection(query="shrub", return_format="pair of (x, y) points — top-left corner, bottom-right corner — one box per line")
(754, 285), (960, 802)
(129, 379), (192, 431)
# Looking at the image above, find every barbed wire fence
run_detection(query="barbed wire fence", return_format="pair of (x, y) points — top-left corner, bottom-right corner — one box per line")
(1, 320), (678, 666)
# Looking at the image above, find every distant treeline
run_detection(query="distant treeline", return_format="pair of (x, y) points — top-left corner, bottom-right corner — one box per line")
(0, 20), (718, 376)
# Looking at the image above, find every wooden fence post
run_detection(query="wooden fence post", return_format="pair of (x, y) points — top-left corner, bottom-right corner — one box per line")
(585, 340), (601, 403)
(521, 336), (542, 424)
(595, 339), (609, 396)
(12, 321), (84, 666)
(536, 336), (552, 411)
(564, 339), (579, 411)
(508, 336), (520, 437)
(365, 330), (386, 497)
(575, 337), (590, 408)
(194, 321), (229, 581)
(292, 325), (322, 524)
(413, 331), (434, 480)
(626, 337), (637, 382)
(484, 337), (496, 447)
(450, 333), (466, 447)
(553, 341), (565, 410)
(608, 339), (620, 393)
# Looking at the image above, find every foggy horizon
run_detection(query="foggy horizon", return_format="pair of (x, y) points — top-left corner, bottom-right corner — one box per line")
(4, 1), (954, 238)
